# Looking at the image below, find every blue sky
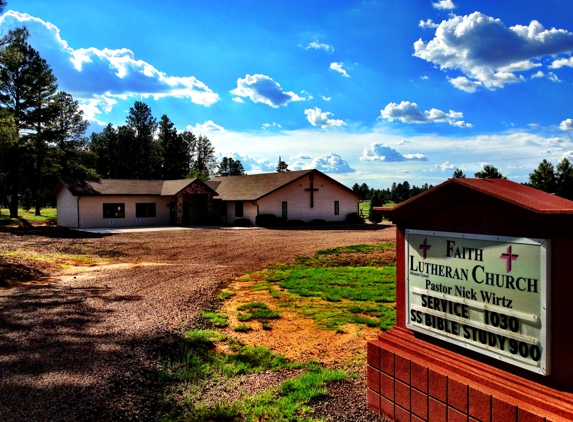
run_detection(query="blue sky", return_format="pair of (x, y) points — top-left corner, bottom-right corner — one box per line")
(4, 0), (573, 188)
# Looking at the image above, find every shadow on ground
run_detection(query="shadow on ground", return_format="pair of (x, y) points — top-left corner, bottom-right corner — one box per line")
(0, 284), (167, 421)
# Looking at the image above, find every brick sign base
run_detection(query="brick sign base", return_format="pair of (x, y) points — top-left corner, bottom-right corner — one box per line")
(367, 328), (573, 422)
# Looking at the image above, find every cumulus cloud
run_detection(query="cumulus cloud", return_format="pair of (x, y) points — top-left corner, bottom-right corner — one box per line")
(230, 74), (310, 107)
(187, 120), (225, 132)
(414, 12), (573, 91)
(311, 153), (355, 173)
(321, 95), (332, 101)
(305, 107), (346, 128)
(550, 57), (573, 68)
(0, 11), (220, 123)
(560, 119), (573, 131)
(548, 72), (561, 82)
(419, 19), (439, 29)
(380, 101), (472, 127)
(232, 97), (245, 103)
(262, 122), (282, 130)
(330, 62), (350, 77)
(437, 161), (456, 171)
(290, 153), (312, 160)
(531, 71), (544, 79)
(432, 0), (456, 10)
(448, 76), (481, 93)
(305, 41), (334, 53)
(396, 139), (410, 145)
(360, 143), (428, 162)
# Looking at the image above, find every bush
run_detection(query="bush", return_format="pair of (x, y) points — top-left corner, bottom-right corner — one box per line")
(287, 219), (306, 227)
(346, 212), (365, 224)
(255, 214), (281, 227)
(309, 219), (327, 226)
(233, 217), (252, 227)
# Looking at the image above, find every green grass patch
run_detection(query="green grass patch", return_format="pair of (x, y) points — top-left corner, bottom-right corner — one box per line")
(250, 243), (397, 332)
(218, 290), (236, 300)
(159, 330), (346, 421)
(237, 302), (280, 322)
(200, 311), (229, 328)
(0, 207), (57, 222)
(234, 324), (253, 332)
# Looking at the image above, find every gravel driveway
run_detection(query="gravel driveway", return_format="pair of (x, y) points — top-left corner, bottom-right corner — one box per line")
(0, 226), (394, 421)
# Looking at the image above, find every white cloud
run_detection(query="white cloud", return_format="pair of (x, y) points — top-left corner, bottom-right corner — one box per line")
(321, 95), (332, 101)
(360, 143), (428, 162)
(432, 0), (456, 10)
(187, 120), (225, 132)
(398, 169), (411, 174)
(550, 57), (573, 68)
(528, 123), (538, 127)
(548, 72), (561, 82)
(380, 101), (472, 127)
(330, 62), (350, 77)
(420, 75), (430, 80)
(448, 76), (481, 93)
(232, 97), (245, 103)
(305, 41), (334, 53)
(311, 153), (355, 173)
(419, 19), (439, 29)
(305, 107), (346, 128)
(262, 122), (282, 130)
(437, 161), (456, 171)
(560, 119), (573, 131)
(414, 12), (573, 91)
(230, 74), (310, 108)
(396, 139), (410, 145)
(0, 11), (220, 123)
(531, 71), (545, 79)
(290, 153), (312, 160)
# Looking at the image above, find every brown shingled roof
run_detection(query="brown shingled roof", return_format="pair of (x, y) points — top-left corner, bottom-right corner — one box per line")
(209, 170), (315, 201)
(57, 178), (217, 197)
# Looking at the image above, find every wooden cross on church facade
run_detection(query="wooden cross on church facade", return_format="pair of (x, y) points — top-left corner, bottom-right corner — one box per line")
(305, 172), (319, 208)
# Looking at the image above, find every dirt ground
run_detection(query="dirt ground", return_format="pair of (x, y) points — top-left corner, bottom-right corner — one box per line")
(0, 225), (395, 421)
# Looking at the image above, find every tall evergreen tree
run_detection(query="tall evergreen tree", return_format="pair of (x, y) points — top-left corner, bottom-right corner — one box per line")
(90, 123), (118, 178)
(556, 157), (573, 200)
(479, 165), (505, 179)
(452, 169), (466, 178)
(190, 135), (216, 180)
(216, 157), (246, 176)
(529, 159), (557, 194)
(0, 28), (58, 217)
(125, 101), (159, 179)
(158, 115), (193, 179)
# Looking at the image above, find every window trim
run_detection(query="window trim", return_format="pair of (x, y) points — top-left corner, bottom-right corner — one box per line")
(334, 200), (340, 215)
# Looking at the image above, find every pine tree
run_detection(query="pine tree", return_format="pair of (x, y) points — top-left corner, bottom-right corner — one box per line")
(158, 115), (192, 179)
(0, 28), (58, 217)
(452, 169), (466, 178)
(276, 156), (290, 172)
(479, 165), (505, 179)
(217, 157), (246, 176)
(190, 135), (216, 180)
(125, 101), (159, 179)
(529, 159), (556, 194)
(556, 157), (573, 200)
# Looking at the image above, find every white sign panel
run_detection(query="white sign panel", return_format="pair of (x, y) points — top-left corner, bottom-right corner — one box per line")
(406, 229), (550, 375)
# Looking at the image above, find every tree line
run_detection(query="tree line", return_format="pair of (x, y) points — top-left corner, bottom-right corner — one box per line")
(0, 27), (246, 218)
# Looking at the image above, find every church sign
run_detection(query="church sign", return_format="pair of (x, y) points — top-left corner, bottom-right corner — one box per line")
(406, 229), (550, 375)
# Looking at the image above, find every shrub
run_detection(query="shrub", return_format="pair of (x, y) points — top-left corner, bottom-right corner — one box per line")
(255, 214), (280, 227)
(346, 212), (365, 224)
(233, 217), (252, 227)
(309, 219), (327, 226)
(287, 219), (306, 227)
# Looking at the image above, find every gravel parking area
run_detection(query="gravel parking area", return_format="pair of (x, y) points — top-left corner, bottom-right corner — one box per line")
(0, 226), (394, 421)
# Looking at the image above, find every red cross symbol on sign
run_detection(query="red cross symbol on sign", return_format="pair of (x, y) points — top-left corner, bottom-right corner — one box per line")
(419, 238), (431, 260)
(500, 246), (519, 273)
